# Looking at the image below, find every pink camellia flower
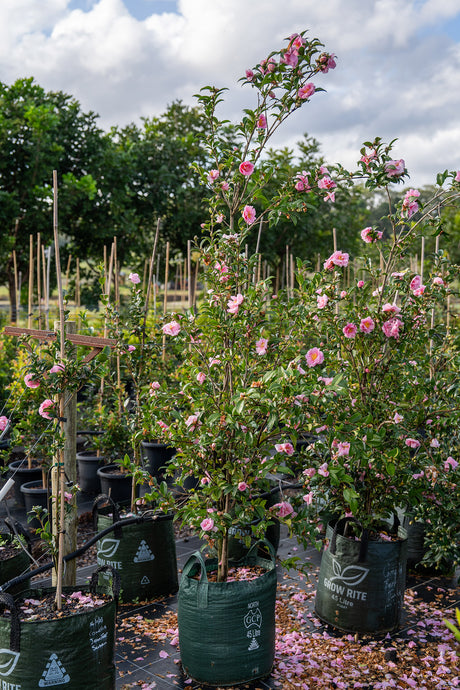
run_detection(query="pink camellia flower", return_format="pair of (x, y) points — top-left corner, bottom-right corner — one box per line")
(238, 482), (248, 491)
(317, 176), (336, 191)
(297, 83), (315, 100)
(337, 441), (350, 457)
(255, 337), (268, 355)
(303, 467), (316, 478)
(306, 347), (324, 368)
(272, 501), (294, 518)
(317, 52), (337, 72)
(24, 374), (40, 388)
(360, 226), (383, 243)
(393, 412), (404, 424)
(430, 438), (440, 448)
(357, 280), (364, 288)
(196, 372), (206, 384)
(432, 276), (444, 286)
(0, 416), (9, 431)
(295, 171), (310, 192)
(39, 399), (55, 420)
(340, 290), (347, 299)
(444, 456), (458, 470)
(384, 159), (405, 178)
(360, 316), (375, 334)
(455, 170), (460, 182)
(257, 114), (267, 129)
(207, 169), (219, 183)
(128, 272), (141, 284)
(324, 250), (349, 270)
(412, 285), (425, 296)
(303, 492), (314, 505)
(239, 161), (254, 176)
(318, 462), (329, 477)
(405, 438), (421, 449)
(317, 294), (329, 309)
(200, 517), (215, 532)
(401, 189), (420, 219)
(410, 275), (423, 291)
(49, 363), (65, 374)
(127, 345), (136, 352)
(242, 205), (256, 225)
(275, 442), (295, 456)
(162, 321), (181, 336)
(185, 414), (199, 430)
(221, 181), (229, 191)
(382, 317), (403, 339)
(245, 69), (254, 81)
(382, 303), (401, 314)
(343, 322), (357, 338)
(227, 293), (244, 314)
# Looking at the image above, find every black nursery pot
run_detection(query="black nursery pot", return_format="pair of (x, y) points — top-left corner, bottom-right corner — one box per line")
(141, 441), (176, 478)
(20, 480), (50, 530)
(77, 450), (107, 495)
(8, 459), (43, 507)
(97, 464), (132, 506)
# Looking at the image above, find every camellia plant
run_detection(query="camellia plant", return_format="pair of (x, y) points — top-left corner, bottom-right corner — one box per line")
(293, 138), (460, 550)
(148, 31), (342, 581)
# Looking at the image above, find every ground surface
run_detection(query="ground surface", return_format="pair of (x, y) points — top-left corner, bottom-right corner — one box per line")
(0, 486), (459, 689)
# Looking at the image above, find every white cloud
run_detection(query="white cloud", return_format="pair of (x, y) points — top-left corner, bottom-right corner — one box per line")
(0, 0), (460, 186)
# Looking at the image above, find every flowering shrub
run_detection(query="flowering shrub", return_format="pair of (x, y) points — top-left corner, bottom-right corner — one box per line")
(293, 139), (460, 554)
(148, 31), (340, 581)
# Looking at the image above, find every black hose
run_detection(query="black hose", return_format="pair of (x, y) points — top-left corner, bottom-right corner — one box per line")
(0, 512), (156, 593)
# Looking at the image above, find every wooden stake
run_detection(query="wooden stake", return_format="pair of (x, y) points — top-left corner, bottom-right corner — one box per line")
(332, 227), (337, 252)
(28, 235), (33, 329)
(420, 237), (425, 282)
(187, 240), (192, 310)
(162, 241), (170, 362)
(52, 170), (67, 611)
(37, 234), (42, 329)
(12, 250), (18, 325)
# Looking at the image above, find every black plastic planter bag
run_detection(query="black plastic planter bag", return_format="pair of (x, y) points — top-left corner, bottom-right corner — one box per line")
(227, 486), (281, 560)
(315, 517), (408, 634)
(178, 541), (277, 686)
(0, 537), (30, 596)
(95, 496), (178, 602)
(0, 566), (118, 689)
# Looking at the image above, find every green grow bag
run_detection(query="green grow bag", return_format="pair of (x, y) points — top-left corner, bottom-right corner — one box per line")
(178, 541), (277, 686)
(0, 566), (118, 689)
(314, 517), (408, 634)
(95, 496), (178, 602)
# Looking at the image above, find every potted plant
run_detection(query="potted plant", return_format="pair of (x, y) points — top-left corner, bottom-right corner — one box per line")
(93, 270), (180, 602)
(289, 139), (460, 632)
(148, 30), (340, 686)
(0, 312), (119, 688)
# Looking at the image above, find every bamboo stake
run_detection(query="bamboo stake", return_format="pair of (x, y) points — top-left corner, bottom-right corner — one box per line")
(332, 227), (337, 252)
(28, 235), (33, 329)
(37, 234), (42, 329)
(65, 255), (72, 292)
(143, 218), (161, 328)
(187, 240), (192, 310)
(41, 245), (48, 329)
(12, 250), (18, 325)
(193, 258), (199, 312)
(162, 241), (170, 362)
(52, 170), (66, 611)
(420, 237), (425, 282)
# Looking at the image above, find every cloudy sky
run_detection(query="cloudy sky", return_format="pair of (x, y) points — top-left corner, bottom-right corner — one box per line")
(2, 0), (460, 187)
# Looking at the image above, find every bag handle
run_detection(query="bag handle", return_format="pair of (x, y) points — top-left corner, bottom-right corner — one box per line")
(182, 551), (209, 609)
(330, 517), (368, 563)
(0, 592), (20, 652)
(92, 494), (122, 538)
(90, 565), (121, 603)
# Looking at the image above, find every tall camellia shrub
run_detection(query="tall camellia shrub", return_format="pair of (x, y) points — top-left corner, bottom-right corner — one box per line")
(147, 31), (341, 581)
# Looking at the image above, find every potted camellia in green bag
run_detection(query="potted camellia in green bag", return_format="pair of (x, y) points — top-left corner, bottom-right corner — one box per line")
(148, 30), (341, 686)
(290, 140), (460, 633)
